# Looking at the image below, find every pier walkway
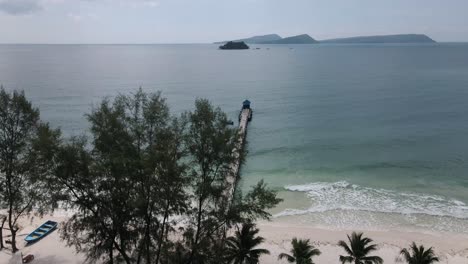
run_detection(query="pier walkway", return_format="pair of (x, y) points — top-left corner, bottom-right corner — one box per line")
(225, 101), (252, 203)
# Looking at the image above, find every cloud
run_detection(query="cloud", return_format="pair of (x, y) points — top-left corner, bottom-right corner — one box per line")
(142, 0), (159, 7)
(0, 0), (42, 15)
(0, 0), (160, 16)
(67, 13), (83, 22)
(114, 0), (160, 8)
(67, 12), (98, 22)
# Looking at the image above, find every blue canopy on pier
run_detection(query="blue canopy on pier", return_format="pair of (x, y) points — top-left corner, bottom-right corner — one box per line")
(242, 100), (251, 109)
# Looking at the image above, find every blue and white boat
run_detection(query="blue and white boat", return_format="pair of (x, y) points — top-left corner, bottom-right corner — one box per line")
(24, 220), (58, 243)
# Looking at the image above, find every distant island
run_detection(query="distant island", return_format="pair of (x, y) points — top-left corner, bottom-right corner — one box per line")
(215, 33), (436, 45)
(321, 34), (436, 44)
(219, 41), (250, 50)
(215, 34), (282, 44)
(261, 34), (318, 44)
(215, 34), (317, 45)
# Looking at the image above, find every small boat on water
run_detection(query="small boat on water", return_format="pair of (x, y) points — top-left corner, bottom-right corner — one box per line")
(24, 220), (58, 243)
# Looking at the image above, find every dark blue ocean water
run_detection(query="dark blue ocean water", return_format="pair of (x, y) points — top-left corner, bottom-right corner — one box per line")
(1, 43), (468, 232)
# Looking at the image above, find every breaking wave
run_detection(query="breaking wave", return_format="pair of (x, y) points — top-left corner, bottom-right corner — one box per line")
(276, 181), (468, 219)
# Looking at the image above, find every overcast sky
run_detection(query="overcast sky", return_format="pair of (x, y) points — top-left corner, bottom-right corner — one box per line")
(1, 0), (467, 43)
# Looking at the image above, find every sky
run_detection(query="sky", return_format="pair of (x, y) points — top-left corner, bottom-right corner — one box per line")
(0, 0), (467, 43)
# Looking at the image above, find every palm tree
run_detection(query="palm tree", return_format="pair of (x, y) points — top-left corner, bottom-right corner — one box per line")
(224, 223), (270, 264)
(278, 238), (321, 264)
(338, 232), (383, 264)
(398, 242), (439, 264)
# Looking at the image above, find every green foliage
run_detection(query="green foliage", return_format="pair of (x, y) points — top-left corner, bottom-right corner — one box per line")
(234, 180), (283, 222)
(183, 98), (240, 263)
(398, 242), (439, 264)
(1, 88), (282, 262)
(224, 223), (270, 264)
(181, 99), (281, 263)
(278, 238), (321, 264)
(0, 87), (59, 252)
(338, 232), (383, 264)
(48, 89), (191, 264)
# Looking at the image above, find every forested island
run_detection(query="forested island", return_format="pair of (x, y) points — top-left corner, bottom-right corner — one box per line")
(321, 34), (436, 44)
(215, 34), (282, 44)
(260, 34), (317, 44)
(215, 33), (436, 45)
(216, 34), (317, 45)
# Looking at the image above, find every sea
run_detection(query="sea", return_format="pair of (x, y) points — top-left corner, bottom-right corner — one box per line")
(1, 43), (468, 234)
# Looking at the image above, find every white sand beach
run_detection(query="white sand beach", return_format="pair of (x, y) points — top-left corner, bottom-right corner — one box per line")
(0, 215), (83, 264)
(257, 219), (468, 264)
(1, 214), (467, 264)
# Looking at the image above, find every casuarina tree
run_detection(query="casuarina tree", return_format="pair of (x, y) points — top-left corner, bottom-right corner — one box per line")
(47, 89), (189, 264)
(183, 99), (281, 263)
(0, 87), (59, 253)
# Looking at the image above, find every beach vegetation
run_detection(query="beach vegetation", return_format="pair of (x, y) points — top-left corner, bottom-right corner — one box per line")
(338, 232), (383, 264)
(183, 99), (280, 263)
(0, 87), (60, 253)
(224, 222), (270, 264)
(278, 238), (321, 264)
(398, 242), (439, 264)
(183, 98), (239, 263)
(35, 89), (280, 263)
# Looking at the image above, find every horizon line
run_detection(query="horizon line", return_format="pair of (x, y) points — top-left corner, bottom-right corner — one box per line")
(1, 42), (468, 45)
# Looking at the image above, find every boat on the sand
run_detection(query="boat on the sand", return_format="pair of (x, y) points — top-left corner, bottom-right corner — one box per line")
(24, 220), (58, 243)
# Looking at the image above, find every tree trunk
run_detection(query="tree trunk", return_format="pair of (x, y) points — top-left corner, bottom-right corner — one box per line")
(143, 199), (157, 264)
(136, 242), (143, 264)
(109, 244), (114, 264)
(0, 216), (6, 250)
(155, 203), (170, 264)
(113, 240), (132, 264)
(9, 227), (17, 253)
(8, 203), (18, 253)
(145, 214), (151, 264)
(187, 197), (204, 264)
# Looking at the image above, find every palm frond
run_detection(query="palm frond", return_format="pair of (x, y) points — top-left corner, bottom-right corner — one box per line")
(361, 255), (384, 264)
(338, 240), (354, 256)
(399, 242), (439, 264)
(339, 232), (382, 264)
(278, 253), (295, 263)
(339, 255), (354, 264)
(250, 248), (270, 255)
(309, 248), (321, 257)
(399, 248), (411, 263)
(224, 223), (269, 264)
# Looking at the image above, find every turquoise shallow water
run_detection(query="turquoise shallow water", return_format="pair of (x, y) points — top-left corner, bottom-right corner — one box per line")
(1, 43), (468, 232)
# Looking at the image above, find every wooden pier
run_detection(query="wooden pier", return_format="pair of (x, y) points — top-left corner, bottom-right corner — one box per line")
(225, 100), (253, 201)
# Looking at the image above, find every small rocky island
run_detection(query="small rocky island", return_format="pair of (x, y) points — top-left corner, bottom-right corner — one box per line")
(219, 41), (249, 50)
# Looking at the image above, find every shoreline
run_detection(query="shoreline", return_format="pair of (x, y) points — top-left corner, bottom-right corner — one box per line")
(1, 214), (467, 263)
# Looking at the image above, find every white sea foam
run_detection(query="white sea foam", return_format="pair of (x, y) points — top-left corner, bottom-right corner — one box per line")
(276, 181), (468, 219)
